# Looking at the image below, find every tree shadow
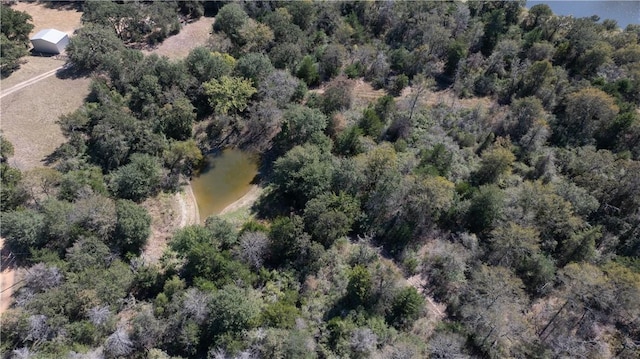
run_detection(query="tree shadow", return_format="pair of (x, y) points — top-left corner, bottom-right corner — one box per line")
(55, 64), (91, 80)
(40, 0), (83, 11)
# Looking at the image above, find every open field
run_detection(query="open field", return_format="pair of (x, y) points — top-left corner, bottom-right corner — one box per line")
(145, 17), (215, 59)
(1, 74), (91, 170)
(12, 1), (82, 37)
(0, 56), (65, 89)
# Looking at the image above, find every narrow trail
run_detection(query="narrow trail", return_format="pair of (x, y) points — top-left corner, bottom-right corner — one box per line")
(0, 238), (17, 315)
(0, 66), (63, 99)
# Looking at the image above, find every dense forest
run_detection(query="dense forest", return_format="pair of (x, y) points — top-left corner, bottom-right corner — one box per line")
(1, 1), (640, 358)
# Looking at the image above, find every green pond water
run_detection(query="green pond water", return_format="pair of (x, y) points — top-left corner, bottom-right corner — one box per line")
(190, 149), (258, 222)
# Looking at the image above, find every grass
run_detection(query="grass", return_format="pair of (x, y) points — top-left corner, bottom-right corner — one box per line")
(143, 17), (216, 60)
(12, 1), (82, 37)
(1, 74), (91, 170)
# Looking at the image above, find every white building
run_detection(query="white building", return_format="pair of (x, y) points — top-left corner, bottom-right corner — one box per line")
(30, 29), (69, 54)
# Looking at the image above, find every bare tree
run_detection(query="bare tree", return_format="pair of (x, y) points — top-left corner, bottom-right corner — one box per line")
(350, 328), (378, 357)
(182, 287), (211, 324)
(25, 263), (63, 292)
(87, 305), (112, 327)
(104, 327), (134, 359)
(11, 347), (34, 359)
(236, 231), (269, 270)
(25, 315), (51, 344)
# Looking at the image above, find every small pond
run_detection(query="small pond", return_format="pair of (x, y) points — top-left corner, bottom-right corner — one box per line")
(190, 148), (259, 222)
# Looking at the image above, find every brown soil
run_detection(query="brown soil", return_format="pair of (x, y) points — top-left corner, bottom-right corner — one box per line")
(0, 238), (16, 315)
(144, 17), (216, 60)
(219, 185), (262, 216)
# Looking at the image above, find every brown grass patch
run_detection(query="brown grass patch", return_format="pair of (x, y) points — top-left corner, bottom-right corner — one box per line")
(352, 79), (386, 108)
(1, 56), (64, 89)
(144, 17), (215, 60)
(1, 74), (91, 170)
(140, 186), (199, 264)
(140, 192), (181, 264)
(12, 1), (83, 37)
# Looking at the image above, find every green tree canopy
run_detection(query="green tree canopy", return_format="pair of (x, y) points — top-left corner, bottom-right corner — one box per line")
(203, 76), (256, 115)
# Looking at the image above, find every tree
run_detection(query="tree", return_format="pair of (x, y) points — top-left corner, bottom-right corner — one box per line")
(1, 34), (29, 76)
(459, 265), (533, 358)
(558, 87), (619, 145)
(235, 231), (269, 271)
(473, 144), (516, 185)
(258, 70), (303, 108)
(296, 55), (320, 86)
(113, 199), (151, 255)
(238, 19), (274, 53)
(321, 77), (354, 115)
(163, 139), (203, 177)
(320, 44), (346, 80)
(203, 76), (256, 115)
(207, 285), (261, 336)
(185, 48), (235, 82)
(109, 154), (162, 202)
(0, 209), (45, 258)
(234, 52), (275, 86)
(486, 223), (555, 295)
(1, 5), (33, 44)
(346, 265), (373, 308)
(104, 327), (134, 359)
(303, 192), (360, 247)
(71, 194), (117, 240)
(158, 97), (196, 141)
(263, 7), (304, 45)
(387, 287), (424, 329)
(0, 5), (33, 76)
(204, 216), (238, 250)
(272, 144), (335, 208)
(269, 42), (303, 71)
(213, 3), (249, 45)
(445, 40), (468, 76)
(66, 24), (126, 72)
(275, 104), (328, 152)
(466, 185), (504, 234)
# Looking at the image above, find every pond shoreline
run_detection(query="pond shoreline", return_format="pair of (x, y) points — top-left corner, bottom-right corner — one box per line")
(219, 185), (262, 215)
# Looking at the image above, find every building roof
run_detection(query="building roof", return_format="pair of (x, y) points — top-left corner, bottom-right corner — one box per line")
(30, 29), (68, 43)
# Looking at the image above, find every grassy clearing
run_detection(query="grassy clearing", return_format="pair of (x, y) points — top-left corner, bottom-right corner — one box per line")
(0, 56), (64, 89)
(140, 192), (181, 264)
(12, 1), (82, 37)
(0, 75), (91, 170)
(145, 17), (215, 60)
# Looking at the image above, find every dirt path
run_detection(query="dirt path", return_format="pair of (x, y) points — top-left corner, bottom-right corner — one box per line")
(0, 268), (15, 315)
(407, 274), (445, 318)
(0, 238), (17, 315)
(0, 66), (64, 99)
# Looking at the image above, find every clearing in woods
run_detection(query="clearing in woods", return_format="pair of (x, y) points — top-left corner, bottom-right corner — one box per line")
(143, 17), (216, 59)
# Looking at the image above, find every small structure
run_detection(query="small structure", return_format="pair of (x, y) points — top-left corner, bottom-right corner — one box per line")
(30, 29), (69, 54)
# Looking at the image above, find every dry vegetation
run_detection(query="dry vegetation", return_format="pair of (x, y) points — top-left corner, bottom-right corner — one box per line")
(1, 75), (91, 170)
(145, 17), (215, 59)
(12, 1), (82, 37)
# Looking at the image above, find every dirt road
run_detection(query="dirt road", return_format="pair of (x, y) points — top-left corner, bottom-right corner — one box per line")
(0, 66), (64, 100)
